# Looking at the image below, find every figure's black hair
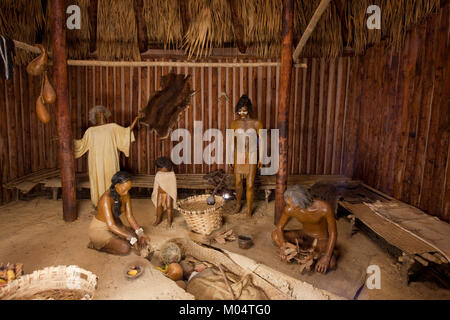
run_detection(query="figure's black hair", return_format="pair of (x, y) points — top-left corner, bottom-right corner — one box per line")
(109, 171), (132, 218)
(155, 156), (173, 171)
(235, 94), (253, 116)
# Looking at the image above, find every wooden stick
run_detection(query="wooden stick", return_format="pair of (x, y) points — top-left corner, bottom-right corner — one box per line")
(12, 40), (42, 55)
(292, 0), (331, 62)
(218, 264), (236, 300)
(12, 38), (308, 69)
(66, 59), (307, 68)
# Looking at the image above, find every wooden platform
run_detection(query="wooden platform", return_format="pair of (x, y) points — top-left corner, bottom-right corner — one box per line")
(338, 185), (449, 286)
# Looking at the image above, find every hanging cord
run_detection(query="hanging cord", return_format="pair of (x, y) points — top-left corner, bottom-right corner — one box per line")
(0, 36), (9, 78)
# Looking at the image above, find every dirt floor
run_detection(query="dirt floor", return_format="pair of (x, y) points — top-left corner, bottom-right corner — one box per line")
(0, 196), (449, 300)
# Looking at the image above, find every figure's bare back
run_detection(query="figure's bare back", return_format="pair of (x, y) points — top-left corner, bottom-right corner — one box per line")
(290, 200), (331, 239)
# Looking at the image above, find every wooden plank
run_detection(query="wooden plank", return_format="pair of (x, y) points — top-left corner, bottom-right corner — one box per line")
(428, 7), (450, 219)
(325, 59), (337, 174)
(13, 69), (24, 177)
(20, 67), (31, 176)
(300, 59), (311, 174)
(410, 14), (440, 208)
(316, 58), (327, 174)
(402, 26), (427, 205)
(131, 67), (139, 173)
(6, 72), (18, 179)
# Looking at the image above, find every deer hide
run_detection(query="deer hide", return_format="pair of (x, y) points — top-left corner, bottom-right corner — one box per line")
(140, 73), (194, 139)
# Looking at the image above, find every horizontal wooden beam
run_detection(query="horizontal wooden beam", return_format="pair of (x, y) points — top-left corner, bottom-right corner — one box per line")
(66, 59), (308, 68)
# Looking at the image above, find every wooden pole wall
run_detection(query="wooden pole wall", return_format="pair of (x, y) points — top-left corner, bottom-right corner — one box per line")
(342, 4), (450, 222)
(275, 0), (294, 224)
(50, 0), (77, 221)
(1, 5), (447, 223)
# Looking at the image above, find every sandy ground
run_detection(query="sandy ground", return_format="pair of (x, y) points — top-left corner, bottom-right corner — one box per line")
(0, 197), (449, 300)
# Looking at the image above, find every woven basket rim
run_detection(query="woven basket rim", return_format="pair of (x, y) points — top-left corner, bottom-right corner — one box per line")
(177, 194), (224, 215)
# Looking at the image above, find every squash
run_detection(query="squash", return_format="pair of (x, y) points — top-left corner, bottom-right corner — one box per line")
(26, 44), (48, 76)
(36, 95), (51, 124)
(42, 72), (56, 104)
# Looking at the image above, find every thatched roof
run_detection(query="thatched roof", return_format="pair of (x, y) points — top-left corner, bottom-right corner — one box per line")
(0, 0), (444, 63)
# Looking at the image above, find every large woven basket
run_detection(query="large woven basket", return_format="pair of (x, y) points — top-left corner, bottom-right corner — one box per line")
(0, 265), (98, 300)
(177, 194), (224, 235)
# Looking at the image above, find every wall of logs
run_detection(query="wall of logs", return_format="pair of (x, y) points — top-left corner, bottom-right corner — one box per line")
(0, 5), (448, 222)
(342, 5), (450, 222)
(0, 57), (352, 204)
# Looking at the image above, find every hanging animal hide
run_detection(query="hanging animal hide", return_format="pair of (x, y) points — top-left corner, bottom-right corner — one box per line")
(140, 72), (194, 139)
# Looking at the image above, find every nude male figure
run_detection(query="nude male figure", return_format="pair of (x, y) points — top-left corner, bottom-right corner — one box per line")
(230, 94), (264, 217)
(272, 185), (338, 273)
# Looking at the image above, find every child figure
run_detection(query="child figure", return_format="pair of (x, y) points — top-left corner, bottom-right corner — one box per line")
(151, 157), (177, 226)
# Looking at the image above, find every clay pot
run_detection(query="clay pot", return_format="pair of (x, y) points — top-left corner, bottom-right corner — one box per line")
(26, 44), (48, 76)
(42, 72), (56, 104)
(167, 263), (183, 281)
(238, 235), (253, 249)
(36, 95), (50, 124)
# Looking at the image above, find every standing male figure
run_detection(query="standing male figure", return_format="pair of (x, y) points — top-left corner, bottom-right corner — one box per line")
(230, 94), (264, 217)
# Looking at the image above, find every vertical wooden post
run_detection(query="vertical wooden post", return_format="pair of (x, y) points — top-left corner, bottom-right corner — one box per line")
(275, 0), (294, 224)
(51, 0), (77, 221)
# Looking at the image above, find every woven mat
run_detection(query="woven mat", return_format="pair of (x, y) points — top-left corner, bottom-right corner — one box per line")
(340, 202), (436, 256)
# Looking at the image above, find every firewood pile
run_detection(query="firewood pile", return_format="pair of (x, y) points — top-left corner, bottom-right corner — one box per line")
(279, 239), (320, 273)
(203, 170), (232, 196)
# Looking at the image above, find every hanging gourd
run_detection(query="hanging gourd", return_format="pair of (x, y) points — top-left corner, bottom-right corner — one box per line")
(26, 44), (48, 76)
(42, 71), (56, 104)
(36, 95), (51, 124)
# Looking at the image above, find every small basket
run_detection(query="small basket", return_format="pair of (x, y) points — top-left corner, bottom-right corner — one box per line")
(177, 194), (224, 235)
(0, 265), (98, 300)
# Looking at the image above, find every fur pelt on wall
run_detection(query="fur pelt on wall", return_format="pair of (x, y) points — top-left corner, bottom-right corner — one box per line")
(140, 72), (194, 139)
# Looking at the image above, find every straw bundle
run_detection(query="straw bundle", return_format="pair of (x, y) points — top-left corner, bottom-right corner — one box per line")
(248, 0), (282, 58)
(97, 0), (141, 61)
(143, 0), (183, 49)
(43, 0), (90, 59)
(0, 0), (44, 65)
(183, 0), (233, 58)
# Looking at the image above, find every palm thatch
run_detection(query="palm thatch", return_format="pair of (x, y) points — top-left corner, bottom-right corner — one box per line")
(0, 0), (444, 63)
(0, 0), (44, 65)
(97, 0), (141, 61)
(43, 0), (91, 59)
(143, 0), (183, 49)
(183, 0), (234, 58)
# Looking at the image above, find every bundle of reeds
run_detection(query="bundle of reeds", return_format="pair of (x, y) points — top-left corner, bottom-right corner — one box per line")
(183, 0), (233, 58)
(0, 0), (44, 65)
(97, 0), (141, 61)
(143, 0), (183, 50)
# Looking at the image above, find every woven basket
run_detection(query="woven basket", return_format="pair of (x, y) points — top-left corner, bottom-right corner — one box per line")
(177, 194), (224, 235)
(0, 265), (98, 300)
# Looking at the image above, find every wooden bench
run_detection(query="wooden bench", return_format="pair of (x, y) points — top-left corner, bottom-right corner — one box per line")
(2, 168), (60, 200)
(42, 173), (352, 202)
(3, 168), (352, 202)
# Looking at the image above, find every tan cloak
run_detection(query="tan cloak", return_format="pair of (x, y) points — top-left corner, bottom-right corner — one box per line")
(74, 123), (135, 206)
(151, 171), (178, 208)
